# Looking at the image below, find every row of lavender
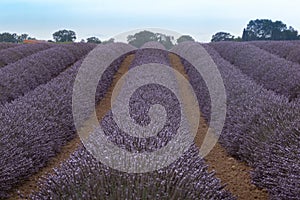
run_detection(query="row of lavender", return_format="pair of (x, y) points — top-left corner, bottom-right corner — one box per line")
(29, 42), (234, 199)
(0, 43), (113, 198)
(250, 40), (300, 65)
(0, 43), (53, 68)
(0, 43), (95, 105)
(173, 42), (300, 199)
(210, 41), (300, 100)
(0, 43), (19, 51)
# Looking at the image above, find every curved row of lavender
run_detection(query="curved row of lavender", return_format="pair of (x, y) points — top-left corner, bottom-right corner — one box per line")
(31, 147), (233, 200)
(172, 42), (300, 199)
(141, 41), (166, 50)
(250, 41), (300, 65)
(0, 43), (130, 198)
(29, 45), (234, 199)
(0, 43), (94, 105)
(129, 42), (169, 69)
(0, 43), (19, 50)
(0, 43), (53, 68)
(210, 41), (300, 100)
(106, 46), (180, 153)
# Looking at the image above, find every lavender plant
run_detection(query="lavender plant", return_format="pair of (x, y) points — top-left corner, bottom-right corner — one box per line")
(0, 43), (94, 104)
(250, 41), (300, 65)
(29, 46), (234, 200)
(0, 43), (19, 51)
(210, 41), (300, 100)
(0, 43), (53, 68)
(0, 44), (130, 198)
(129, 48), (169, 69)
(141, 41), (166, 50)
(30, 146), (234, 200)
(172, 42), (300, 199)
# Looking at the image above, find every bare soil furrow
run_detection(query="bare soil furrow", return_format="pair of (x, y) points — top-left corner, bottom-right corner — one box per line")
(169, 53), (269, 200)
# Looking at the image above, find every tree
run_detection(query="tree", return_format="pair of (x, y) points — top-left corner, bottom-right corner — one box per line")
(211, 32), (235, 42)
(0, 32), (18, 43)
(127, 30), (156, 48)
(242, 19), (299, 41)
(154, 33), (174, 49)
(52, 29), (76, 43)
(0, 32), (35, 43)
(86, 36), (101, 44)
(127, 30), (175, 49)
(102, 38), (115, 44)
(282, 26), (298, 40)
(28, 37), (36, 40)
(17, 34), (29, 43)
(177, 35), (195, 43)
(234, 36), (243, 42)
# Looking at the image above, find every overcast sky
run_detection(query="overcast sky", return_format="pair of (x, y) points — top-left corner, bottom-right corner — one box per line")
(1, 0), (299, 42)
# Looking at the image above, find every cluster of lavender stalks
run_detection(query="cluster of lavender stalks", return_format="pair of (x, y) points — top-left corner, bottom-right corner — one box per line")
(29, 43), (234, 200)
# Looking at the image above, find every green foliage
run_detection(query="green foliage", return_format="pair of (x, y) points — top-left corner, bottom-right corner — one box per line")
(233, 36), (243, 42)
(0, 32), (30, 43)
(127, 30), (174, 49)
(154, 32), (174, 49)
(53, 29), (76, 43)
(86, 37), (101, 44)
(127, 30), (156, 48)
(177, 35), (195, 43)
(102, 38), (115, 44)
(211, 32), (235, 42)
(242, 19), (299, 41)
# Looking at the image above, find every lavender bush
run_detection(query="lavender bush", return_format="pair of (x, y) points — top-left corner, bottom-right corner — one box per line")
(0, 43), (19, 50)
(0, 43), (53, 68)
(172, 42), (300, 199)
(129, 48), (169, 69)
(0, 43), (94, 104)
(30, 146), (234, 200)
(141, 41), (166, 50)
(29, 46), (234, 200)
(210, 41), (300, 100)
(251, 41), (300, 65)
(0, 44), (131, 198)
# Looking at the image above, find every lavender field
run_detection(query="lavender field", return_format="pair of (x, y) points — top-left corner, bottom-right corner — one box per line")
(0, 41), (299, 200)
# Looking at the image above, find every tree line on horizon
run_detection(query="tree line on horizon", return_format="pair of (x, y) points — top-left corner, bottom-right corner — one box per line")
(0, 19), (299, 46)
(211, 19), (300, 42)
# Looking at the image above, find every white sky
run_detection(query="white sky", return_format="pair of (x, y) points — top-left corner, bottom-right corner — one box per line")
(1, 0), (299, 42)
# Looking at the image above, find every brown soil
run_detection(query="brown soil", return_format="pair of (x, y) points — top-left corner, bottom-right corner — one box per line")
(169, 53), (269, 200)
(8, 54), (135, 200)
(8, 136), (82, 200)
(9, 52), (269, 200)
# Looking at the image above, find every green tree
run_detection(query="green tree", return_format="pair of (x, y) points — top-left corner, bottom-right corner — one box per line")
(211, 32), (235, 42)
(242, 19), (299, 41)
(53, 29), (76, 43)
(282, 26), (298, 40)
(154, 33), (174, 49)
(28, 37), (36, 40)
(17, 34), (29, 43)
(127, 30), (156, 48)
(87, 36), (101, 44)
(0, 32), (18, 43)
(127, 30), (175, 49)
(177, 35), (195, 43)
(102, 38), (115, 44)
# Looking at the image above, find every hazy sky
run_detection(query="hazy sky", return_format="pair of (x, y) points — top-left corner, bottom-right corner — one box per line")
(1, 0), (299, 42)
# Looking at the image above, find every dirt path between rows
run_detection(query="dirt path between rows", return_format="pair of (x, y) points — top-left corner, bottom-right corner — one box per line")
(169, 53), (269, 200)
(11, 52), (268, 200)
(9, 54), (135, 200)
